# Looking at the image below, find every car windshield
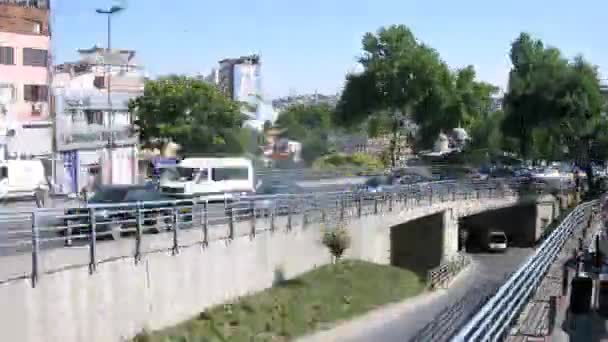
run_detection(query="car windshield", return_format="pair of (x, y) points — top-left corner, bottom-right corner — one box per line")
(161, 167), (198, 182)
(124, 189), (172, 202)
(366, 176), (392, 188)
(88, 188), (130, 203)
(490, 234), (507, 244)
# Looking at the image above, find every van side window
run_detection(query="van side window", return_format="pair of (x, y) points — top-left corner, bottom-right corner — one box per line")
(0, 166), (7, 180)
(211, 168), (248, 181)
(197, 169), (209, 183)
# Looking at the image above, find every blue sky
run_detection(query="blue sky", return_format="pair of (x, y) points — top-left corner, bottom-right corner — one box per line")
(51, 0), (607, 99)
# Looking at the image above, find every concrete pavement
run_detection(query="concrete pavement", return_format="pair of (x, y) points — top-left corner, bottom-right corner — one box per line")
(298, 248), (534, 342)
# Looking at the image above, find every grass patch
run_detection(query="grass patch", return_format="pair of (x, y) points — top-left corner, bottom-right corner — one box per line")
(135, 260), (424, 342)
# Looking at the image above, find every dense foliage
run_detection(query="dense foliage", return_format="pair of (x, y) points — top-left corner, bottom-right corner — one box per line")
(129, 76), (247, 154)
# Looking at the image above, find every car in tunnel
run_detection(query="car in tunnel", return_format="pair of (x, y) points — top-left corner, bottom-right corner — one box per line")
(484, 230), (508, 252)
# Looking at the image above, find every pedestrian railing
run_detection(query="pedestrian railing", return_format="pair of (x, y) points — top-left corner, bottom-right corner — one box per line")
(0, 178), (561, 287)
(427, 253), (472, 290)
(451, 199), (597, 342)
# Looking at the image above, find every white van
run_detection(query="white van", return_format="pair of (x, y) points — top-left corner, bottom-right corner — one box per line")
(0, 160), (48, 199)
(159, 157), (255, 202)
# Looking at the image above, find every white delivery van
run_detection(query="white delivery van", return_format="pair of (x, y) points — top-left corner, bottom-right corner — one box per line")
(0, 160), (48, 199)
(159, 157), (255, 202)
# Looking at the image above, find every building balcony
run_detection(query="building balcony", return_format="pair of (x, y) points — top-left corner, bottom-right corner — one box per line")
(0, 0), (49, 9)
(57, 125), (138, 151)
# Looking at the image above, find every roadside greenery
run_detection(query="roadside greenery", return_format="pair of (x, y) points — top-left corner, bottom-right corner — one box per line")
(129, 76), (248, 155)
(133, 260), (424, 342)
(312, 152), (385, 173)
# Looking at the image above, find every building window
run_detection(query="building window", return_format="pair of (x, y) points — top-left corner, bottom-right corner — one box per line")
(23, 48), (48, 67)
(94, 76), (105, 89)
(0, 84), (16, 104)
(24, 85), (48, 102)
(32, 22), (42, 34)
(0, 47), (15, 65)
(85, 110), (103, 125)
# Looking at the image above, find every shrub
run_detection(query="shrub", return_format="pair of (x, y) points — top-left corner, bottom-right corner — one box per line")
(312, 152), (385, 173)
(322, 224), (351, 263)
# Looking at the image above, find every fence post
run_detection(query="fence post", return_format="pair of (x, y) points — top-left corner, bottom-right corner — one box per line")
(201, 201), (208, 247)
(340, 197), (345, 221)
(89, 208), (97, 274)
(228, 206), (235, 239)
(31, 211), (39, 287)
(452, 185), (456, 201)
(357, 196), (362, 218)
(172, 206), (180, 255)
(302, 201), (308, 227)
(134, 203), (142, 264)
(429, 186), (433, 205)
(389, 193), (394, 212)
(287, 197), (293, 231)
(250, 200), (256, 238)
(374, 197), (379, 215)
(270, 204), (276, 232)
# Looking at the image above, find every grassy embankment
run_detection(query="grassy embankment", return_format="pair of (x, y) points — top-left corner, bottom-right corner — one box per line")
(135, 260), (424, 342)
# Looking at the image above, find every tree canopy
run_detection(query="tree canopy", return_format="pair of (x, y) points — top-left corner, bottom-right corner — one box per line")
(129, 76), (247, 154)
(275, 103), (334, 164)
(335, 25), (499, 164)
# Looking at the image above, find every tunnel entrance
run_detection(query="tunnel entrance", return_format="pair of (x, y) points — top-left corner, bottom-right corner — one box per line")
(459, 203), (537, 253)
(390, 212), (444, 277)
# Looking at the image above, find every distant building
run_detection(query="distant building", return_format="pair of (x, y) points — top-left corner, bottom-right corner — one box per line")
(490, 96), (503, 112)
(52, 46), (144, 194)
(272, 93), (339, 113)
(0, 0), (52, 159)
(214, 54), (277, 128)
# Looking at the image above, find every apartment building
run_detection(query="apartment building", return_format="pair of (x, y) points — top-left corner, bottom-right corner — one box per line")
(53, 46), (144, 194)
(0, 0), (52, 159)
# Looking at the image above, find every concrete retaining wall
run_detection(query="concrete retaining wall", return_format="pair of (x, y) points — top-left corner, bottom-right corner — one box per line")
(0, 194), (526, 342)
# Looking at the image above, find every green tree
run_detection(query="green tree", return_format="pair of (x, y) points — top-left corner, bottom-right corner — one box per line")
(502, 33), (570, 158)
(336, 25), (451, 166)
(275, 103), (334, 164)
(129, 75), (247, 154)
(503, 33), (607, 188)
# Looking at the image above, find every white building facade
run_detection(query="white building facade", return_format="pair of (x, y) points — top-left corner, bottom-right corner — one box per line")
(52, 47), (143, 194)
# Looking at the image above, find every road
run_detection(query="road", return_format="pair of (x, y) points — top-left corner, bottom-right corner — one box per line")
(300, 247), (535, 342)
(0, 178), (366, 257)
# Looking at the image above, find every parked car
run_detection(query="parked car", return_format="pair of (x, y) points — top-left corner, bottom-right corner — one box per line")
(61, 185), (192, 245)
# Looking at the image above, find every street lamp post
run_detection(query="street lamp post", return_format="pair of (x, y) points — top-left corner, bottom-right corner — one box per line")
(96, 5), (124, 185)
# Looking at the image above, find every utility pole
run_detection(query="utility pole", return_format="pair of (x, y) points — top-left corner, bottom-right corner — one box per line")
(96, 5), (124, 185)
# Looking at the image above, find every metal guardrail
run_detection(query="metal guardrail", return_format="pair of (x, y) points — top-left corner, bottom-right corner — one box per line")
(412, 275), (510, 342)
(451, 199), (597, 342)
(427, 253), (472, 290)
(0, 178), (558, 287)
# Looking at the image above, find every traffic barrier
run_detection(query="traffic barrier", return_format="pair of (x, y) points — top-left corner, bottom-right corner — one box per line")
(451, 199), (597, 342)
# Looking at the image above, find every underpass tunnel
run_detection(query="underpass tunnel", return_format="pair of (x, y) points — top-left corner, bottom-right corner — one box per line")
(459, 203), (538, 253)
(390, 212), (444, 277)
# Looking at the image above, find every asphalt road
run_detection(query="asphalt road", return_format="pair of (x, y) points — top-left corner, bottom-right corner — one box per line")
(321, 248), (535, 342)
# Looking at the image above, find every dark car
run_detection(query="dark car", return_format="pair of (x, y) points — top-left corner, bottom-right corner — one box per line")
(62, 185), (192, 245)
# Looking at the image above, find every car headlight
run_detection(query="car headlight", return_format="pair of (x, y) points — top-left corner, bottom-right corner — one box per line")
(97, 210), (109, 218)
